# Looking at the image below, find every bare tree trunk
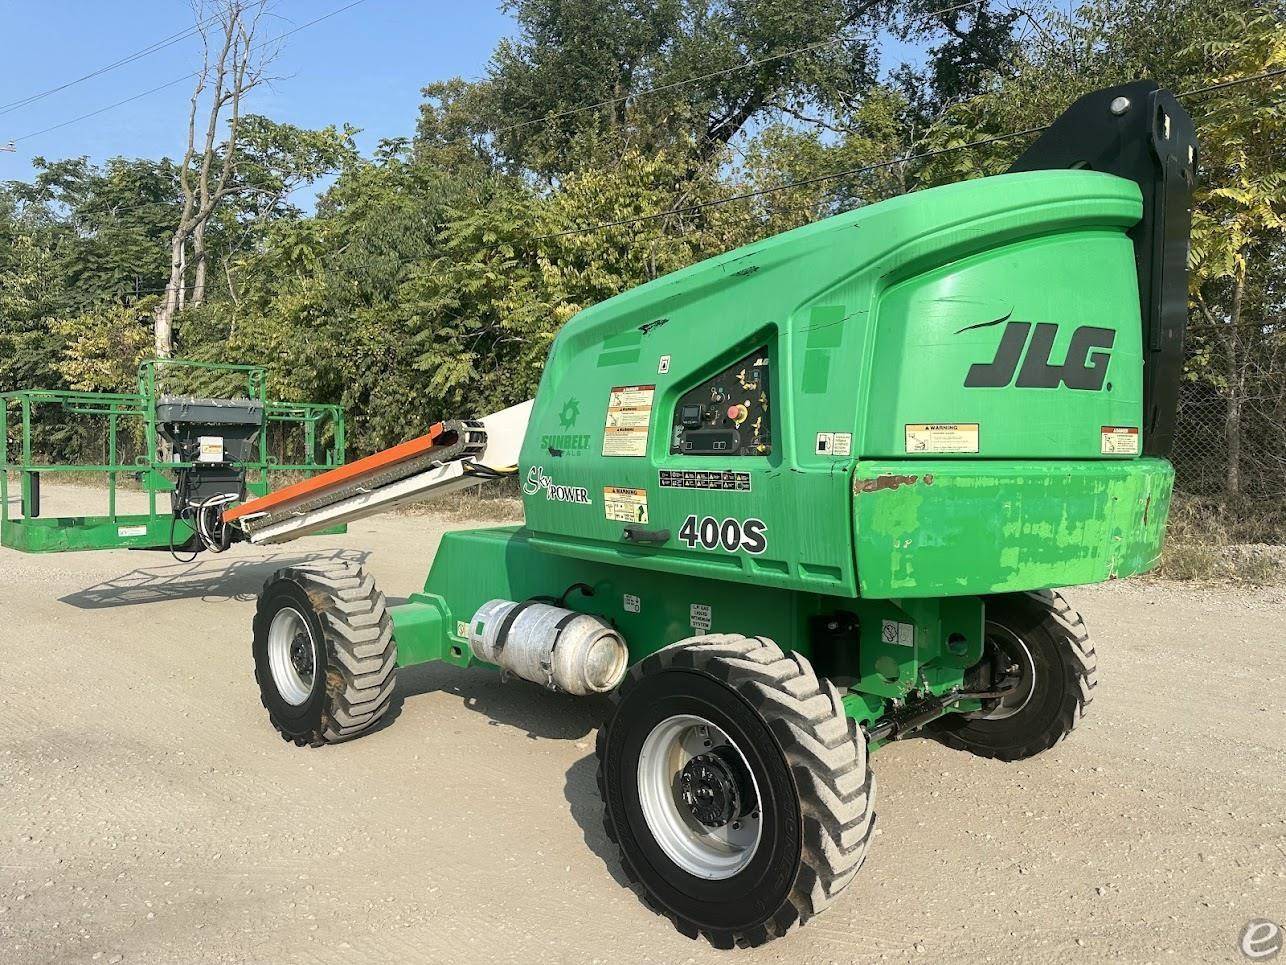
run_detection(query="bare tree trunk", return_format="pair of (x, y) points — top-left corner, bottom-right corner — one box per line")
(153, 0), (270, 357)
(178, 240), (188, 312)
(156, 236), (185, 358)
(192, 220), (208, 307)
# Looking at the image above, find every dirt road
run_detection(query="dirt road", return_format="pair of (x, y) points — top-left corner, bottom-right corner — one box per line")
(2, 485), (1283, 964)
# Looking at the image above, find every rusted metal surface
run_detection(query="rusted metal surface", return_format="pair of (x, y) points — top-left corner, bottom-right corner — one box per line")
(855, 473), (923, 494)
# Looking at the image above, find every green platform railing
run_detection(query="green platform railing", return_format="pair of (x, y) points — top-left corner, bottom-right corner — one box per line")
(1, 359), (345, 553)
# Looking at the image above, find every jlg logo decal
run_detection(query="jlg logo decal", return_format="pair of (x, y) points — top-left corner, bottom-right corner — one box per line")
(964, 320), (1115, 390)
(678, 515), (768, 555)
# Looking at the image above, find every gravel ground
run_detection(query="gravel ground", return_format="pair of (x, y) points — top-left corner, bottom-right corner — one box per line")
(2, 485), (1283, 964)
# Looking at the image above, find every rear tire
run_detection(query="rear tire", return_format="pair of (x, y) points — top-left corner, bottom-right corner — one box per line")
(596, 634), (875, 948)
(252, 560), (397, 746)
(933, 590), (1095, 761)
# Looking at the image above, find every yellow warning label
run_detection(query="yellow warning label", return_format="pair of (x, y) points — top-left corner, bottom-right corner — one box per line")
(603, 384), (655, 457)
(905, 423), (979, 454)
(603, 487), (649, 523)
(1100, 426), (1140, 455)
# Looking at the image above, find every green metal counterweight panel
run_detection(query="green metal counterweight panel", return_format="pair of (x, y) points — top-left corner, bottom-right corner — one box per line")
(2, 359), (345, 553)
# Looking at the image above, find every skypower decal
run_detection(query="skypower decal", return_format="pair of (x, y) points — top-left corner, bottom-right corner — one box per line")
(523, 466), (591, 505)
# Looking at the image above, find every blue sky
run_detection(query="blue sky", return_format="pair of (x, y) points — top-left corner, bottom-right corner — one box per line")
(0, 1), (941, 204)
(0, 0), (516, 187)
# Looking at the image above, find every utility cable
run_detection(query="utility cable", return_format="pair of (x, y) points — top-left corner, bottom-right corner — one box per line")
(0, 11), (223, 116)
(8, 0), (372, 145)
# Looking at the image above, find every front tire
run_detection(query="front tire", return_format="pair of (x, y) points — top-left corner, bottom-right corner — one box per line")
(933, 590), (1096, 761)
(596, 634), (875, 948)
(252, 560), (397, 746)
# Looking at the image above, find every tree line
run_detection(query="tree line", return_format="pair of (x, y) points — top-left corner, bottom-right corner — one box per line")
(1, 0), (1282, 505)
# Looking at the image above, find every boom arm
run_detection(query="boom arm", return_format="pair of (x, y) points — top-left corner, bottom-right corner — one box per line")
(225, 400), (531, 545)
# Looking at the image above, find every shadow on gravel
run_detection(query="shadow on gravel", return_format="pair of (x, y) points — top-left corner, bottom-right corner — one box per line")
(381, 659), (611, 742)
(563, 754), (632, 888)
(57, 549), (368, 608)
(378, 660), (630, 883)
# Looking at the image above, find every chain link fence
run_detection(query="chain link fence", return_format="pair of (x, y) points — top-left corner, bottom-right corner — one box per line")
(1170, 376), (1286, 546)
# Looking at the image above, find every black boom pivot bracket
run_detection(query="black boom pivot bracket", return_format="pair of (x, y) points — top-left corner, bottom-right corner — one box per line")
(1008, 81), (1199, 458)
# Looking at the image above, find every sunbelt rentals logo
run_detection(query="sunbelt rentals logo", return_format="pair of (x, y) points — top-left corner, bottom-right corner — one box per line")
(523, 466), (591, 505)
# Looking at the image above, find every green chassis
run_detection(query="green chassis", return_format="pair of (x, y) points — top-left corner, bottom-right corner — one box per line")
(390, 455), (1170, 735)
(1, 359), (345, 553)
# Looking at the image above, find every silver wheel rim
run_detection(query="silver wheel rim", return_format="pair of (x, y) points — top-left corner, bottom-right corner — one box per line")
(971, 623), (1037, 720)
(268, 607), (317, 706)
(636, 714), (762, 880)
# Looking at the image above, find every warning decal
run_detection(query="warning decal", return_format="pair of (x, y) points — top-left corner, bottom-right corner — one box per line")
(880, 619), (915, 648)
(905, 423), (979, 454)
(690, 603), (712, 631)
(815, 432), (852, 457)
(603, 384), (655, 457)
(603, 487), (649, 523)
(1100, 426), (1140, 455)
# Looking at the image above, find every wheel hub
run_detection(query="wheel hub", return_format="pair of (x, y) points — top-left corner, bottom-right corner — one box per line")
(637, 715), (765, 879)
(290, 632), (314, 677)
(968, 623), (1037, 720)
(679, 747), (752, 828)
(267, 606), (317, 706)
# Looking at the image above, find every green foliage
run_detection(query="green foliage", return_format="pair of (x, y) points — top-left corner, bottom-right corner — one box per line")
(478, 0), (903, 177)
(51, 298), (157, 393)
(1186, 10), (1286, 289)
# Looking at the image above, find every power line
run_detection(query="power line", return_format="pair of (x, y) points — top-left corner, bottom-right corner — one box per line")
(1180, 66), (1286, 98)
(9, 0), (972, 152)
(11, 75), (199, 144)
(8, 0), (372, 145)
(0, 12), (224, 117)
(19, 41), (1286, 297)
(4, 0), (990, 223)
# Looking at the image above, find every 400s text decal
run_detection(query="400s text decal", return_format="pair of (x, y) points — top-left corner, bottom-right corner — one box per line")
(677, 515), (768, 555)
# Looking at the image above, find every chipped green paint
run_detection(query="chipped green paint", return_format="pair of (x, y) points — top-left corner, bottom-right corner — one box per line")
(853, 459), (1173, 597)
(519, 169), (1155, 601)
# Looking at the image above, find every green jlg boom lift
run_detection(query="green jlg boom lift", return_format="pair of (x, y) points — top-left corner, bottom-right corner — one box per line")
(228, 82), (1196, 947)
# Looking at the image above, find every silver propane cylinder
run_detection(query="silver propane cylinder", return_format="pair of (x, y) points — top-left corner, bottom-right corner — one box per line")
(467, 599), (629, 695)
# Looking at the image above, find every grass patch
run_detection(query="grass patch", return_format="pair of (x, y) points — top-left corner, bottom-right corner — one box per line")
(397, 476), (524, 523)
(1154, 494), (1285, 584)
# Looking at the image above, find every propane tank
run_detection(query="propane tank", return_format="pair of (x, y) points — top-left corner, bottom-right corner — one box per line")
(467, 599), (628, 696)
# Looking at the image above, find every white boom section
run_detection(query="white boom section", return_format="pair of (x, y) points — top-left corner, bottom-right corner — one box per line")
(245, 399), (532, 545)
